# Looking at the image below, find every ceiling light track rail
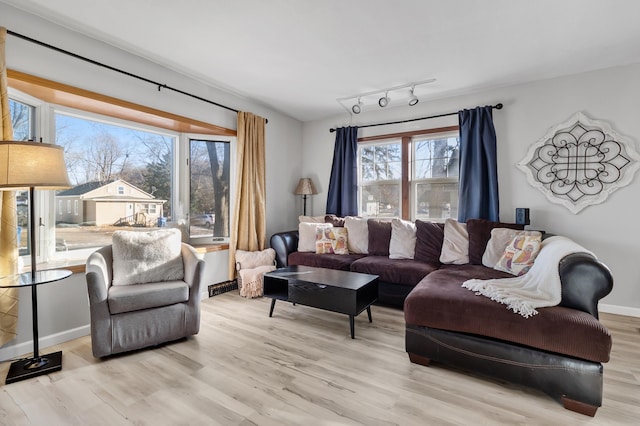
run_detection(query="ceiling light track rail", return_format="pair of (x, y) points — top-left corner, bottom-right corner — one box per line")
(329, 103), (503, 133)
(7, 29), (248, 118)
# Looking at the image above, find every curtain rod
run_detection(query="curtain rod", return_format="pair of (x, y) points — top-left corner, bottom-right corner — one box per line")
(329, 103), (503, 133)
(7, 29), (268, 122)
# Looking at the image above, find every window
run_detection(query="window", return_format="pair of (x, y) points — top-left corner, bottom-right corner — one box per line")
(55, 110), (176, 255)
(412, 132), (460, 221)
(357, 127), (459, 221)
(189, 138), (231, 241)
(358, 141), (402, 217)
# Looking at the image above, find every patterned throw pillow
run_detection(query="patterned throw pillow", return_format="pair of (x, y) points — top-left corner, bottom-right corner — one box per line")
(494, 233), (542, 276)
(315, 226), (349, 255)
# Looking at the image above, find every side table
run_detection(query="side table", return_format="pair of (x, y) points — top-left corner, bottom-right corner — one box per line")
(0, 269), (72, 384)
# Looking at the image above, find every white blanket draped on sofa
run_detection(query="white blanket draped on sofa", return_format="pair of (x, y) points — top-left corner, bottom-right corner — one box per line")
(462, 236), (594, 318)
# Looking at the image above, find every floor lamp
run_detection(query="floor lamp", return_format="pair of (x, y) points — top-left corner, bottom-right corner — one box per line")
(294, 177), (317, 216)
(0, 141), (71, 383)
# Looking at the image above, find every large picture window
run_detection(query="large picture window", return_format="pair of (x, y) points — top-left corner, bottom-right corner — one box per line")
(357, 127), (459, 221)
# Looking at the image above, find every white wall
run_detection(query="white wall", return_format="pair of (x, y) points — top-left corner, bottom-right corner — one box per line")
(0, 3), (303, 358)
(303, 63), (640, 316)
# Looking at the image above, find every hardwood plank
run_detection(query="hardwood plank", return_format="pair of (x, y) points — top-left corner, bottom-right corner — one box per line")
(0, 294), (638, 425)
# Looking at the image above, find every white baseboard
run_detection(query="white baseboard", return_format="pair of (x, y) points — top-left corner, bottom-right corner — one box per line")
(0, 325), (90, 362)
(599, 303), (640, 318)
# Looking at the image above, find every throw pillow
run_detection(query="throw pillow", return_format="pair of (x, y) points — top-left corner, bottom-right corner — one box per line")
(367, 219), (393, 256)
(439, 219), (469, 264)
(315, 226), (349, 254)
(112, 228), (184, 286)
(389, 218), (417, 259)
(494, 233), (543, 276)
(466, 218), (525, 265)
(298, 215), (326, 223)
(344, 216), (369, 254)
(482, 229), (542, 268)
(298, 222), (332, 252)
(414, 220), (445, 264)
(235, 248), (276, 270)
(325, 214), (346, 227)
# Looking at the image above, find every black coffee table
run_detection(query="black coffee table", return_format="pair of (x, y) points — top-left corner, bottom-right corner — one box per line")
(263, 265), (379, 339)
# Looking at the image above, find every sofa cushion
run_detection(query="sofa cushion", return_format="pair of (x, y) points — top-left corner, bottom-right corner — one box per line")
(439, 219), (469, 264)
(494, 232), (542, 276)
(389, 218), (417, 259)
(351, 256), (439, 286)
(315, 226), (349, 255)
(404, 265), (612, 363)
(345, 216), (369, 254)
(482, 229), (541, 268)
(368, 219), (393, 256)
(414, 220), (444, 264)
(298, 222), (331, 252)
(108, 281), (189, 314)
(325, 214), (346, 227)
(288, 251), (366, 271)
(466, 218), (524, 265)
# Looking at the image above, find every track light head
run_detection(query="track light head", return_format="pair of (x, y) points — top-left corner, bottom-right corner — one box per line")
(408, 87), (419, 106)
(352, 98), (362, 114)
(378, 93), (389, 108)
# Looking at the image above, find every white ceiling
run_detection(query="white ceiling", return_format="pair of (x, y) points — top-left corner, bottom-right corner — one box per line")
(4, 0), (640, 122)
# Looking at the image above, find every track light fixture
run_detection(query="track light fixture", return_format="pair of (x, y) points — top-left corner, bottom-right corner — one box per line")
(336, 78), (435, 114)
(378, 92), (389, 107)
(352, 98), (362, 114)
(408, 87), (419, 106)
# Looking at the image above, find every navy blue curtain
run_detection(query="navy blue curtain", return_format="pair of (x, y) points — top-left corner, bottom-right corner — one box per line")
(457, 106), (499, 222)
(326, 126), (358, 216)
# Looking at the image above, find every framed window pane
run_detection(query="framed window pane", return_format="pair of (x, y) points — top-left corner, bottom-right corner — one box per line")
(415, 181), (458, 221)
(189, 139), (230, 240)
(360, 183), (401, 217)
(54, 111), (175, 259)
(358, 140), (402, 217)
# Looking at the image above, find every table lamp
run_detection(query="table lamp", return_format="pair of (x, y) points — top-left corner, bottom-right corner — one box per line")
(294, 177), (317, 216)
(0, 141), (71, 383)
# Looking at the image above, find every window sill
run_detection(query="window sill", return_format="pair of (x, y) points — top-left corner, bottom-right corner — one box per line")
(25, 243), (230, 275)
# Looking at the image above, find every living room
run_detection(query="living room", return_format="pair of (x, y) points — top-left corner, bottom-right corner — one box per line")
(0, 1), (639, 424)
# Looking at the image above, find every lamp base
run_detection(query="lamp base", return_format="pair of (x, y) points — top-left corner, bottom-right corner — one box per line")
(5, 351), (62, 384)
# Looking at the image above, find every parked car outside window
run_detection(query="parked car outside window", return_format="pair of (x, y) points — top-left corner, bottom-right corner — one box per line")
(190, 214), (214, 228)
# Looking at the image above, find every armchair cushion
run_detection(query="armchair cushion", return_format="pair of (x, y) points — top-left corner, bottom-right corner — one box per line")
(108, 281), (189, 314)
(112, 228), (184, 285)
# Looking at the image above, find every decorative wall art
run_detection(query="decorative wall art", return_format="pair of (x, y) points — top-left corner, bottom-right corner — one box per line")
(517, 112), (640, 214)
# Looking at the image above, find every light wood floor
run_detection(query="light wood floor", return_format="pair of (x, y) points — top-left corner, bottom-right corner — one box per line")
(1, 293), (639, 425)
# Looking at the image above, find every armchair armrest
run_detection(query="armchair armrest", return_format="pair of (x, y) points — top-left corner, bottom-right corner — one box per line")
(181, 243), (205, 295)
(85, 245), (114, 357)
(270, 230), (299, 267)
(559, 252), (613, 318)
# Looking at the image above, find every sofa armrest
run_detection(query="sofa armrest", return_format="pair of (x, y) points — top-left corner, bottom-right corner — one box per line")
(270, 230), (299, 267)
(181, 243), (205, 297)
(559, 253), (613, 318)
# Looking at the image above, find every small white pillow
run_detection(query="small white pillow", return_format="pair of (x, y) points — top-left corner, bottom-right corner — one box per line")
(298, 215), (326, 223)
(298, 222), (332, 252)
(235, 248), (276, 270)
(344, 216), (369, 254)
(483, 229), (542, 267)
(389, 218), (416, 259)
(439, 219), (469, 264)
(112, 228), (184, 286)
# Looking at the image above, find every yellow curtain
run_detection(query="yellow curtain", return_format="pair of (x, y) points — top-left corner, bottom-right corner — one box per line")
(228, 112), (267, 280)
(0, 27), (19, 346)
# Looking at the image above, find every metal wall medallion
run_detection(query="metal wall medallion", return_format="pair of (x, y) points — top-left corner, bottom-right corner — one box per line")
(517, 112), (640, 214)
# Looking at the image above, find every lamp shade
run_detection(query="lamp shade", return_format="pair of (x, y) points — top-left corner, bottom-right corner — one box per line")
(294, 178), (317, 195)
(0, 141), (71, 189)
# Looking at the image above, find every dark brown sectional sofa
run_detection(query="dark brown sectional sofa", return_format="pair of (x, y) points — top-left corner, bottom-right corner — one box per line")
(270, 217), (614, 416)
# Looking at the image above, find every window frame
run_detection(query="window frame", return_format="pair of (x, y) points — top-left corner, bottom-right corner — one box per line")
(8, 81), (235, 271)
(357, 125), (459, 221)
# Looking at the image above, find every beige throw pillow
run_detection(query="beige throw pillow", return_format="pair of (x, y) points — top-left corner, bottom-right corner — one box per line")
(439, 219), (469, 264)
(483, 229), (542, 267)
(298, 222), (332, 252)
(112, 228), (184, 286)
(389, 218), (417, 259)
(344, 216), (369, 254)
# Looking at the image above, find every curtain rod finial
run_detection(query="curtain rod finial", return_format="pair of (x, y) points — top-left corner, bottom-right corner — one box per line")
(495, 103), (503, 109)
